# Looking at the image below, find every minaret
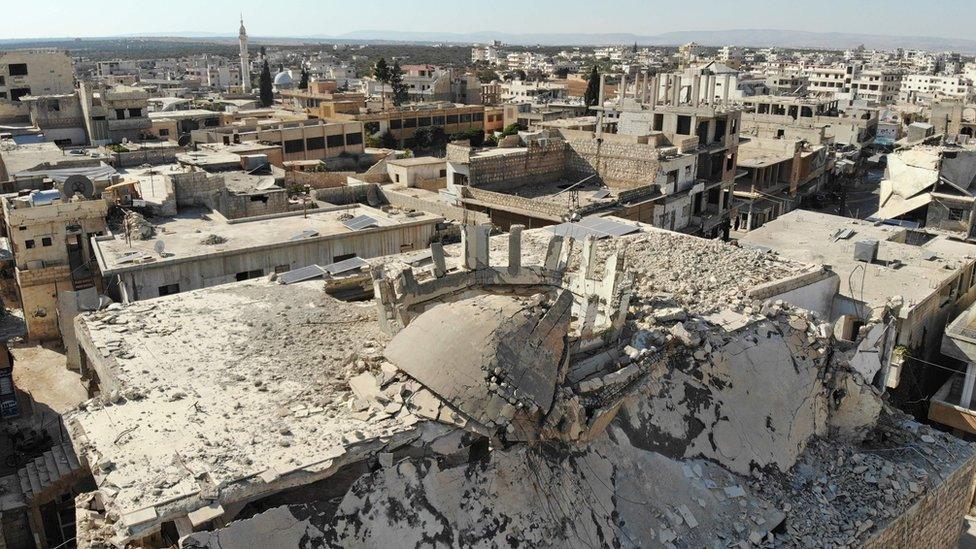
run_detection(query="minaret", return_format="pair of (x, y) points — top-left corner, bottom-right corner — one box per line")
(239, 15), (250, 93)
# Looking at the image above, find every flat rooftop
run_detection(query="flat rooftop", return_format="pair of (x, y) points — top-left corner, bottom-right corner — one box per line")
(739, 210), (976, 313)
(387, 156), (444, 167)
(93, 204), (441, 275)
(68, 281), (423, 538)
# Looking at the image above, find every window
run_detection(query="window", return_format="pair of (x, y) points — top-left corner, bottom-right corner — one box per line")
(41, 237), (52, 247)
(204, 117), (219, 127)
(439, 169), (446, 177)
(418, 117), (431, 127)
(390, 118), (402, 130)
(158, 128), (170, 137)
(306, 136), (325, 150)
(432, 115), (445, 125)
(274, 264), (291, 274)
(460, 113), (472, 123)
(446, 114), (459, 124)
(327, 134), (344, 148)
(24, 239), (35, 249)
(283, 139), (304, 153)
(9, 88), (29, 102)
(948, 207), (968, 222)
(472, 112), (484, 122)
(235, 269), (264, 281)
(333, 253), (356, 262)
(403, 118), (417, 128)
(7, 63), (27, 76)
(115, 109), (127, 120)
(345, 132), (362, 145)
(128, 108), (141, 118)
(158, 283), (180, 297)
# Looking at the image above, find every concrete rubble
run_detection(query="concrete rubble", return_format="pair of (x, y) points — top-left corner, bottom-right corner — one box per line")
(63, 223), (976, 548)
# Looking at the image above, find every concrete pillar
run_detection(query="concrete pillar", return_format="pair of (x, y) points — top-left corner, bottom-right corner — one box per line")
(674, 75), (682, 105)
(619, 74), (627, 106)
(650, 75), (659, 106)
(431, 242), (446, 278)
(722, 74), (731, 104)
(691, 74), (701, 106)
(962, 363), (975, 408)
(707, 75), (717, 105)
(461, 224), (490, 270)
(581, 235), (598, 281)
(596, 73), (606, 140)
(544, 235), (563, 272)
(508, 225), (523, 276)
(641, 71), (649, 103)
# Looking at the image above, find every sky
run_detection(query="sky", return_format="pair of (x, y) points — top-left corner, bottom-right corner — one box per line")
(0, 0), (973, 40)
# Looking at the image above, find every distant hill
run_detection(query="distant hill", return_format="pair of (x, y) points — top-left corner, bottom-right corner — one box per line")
(332, 28), (976, 53)
(3, 28), (975, 53)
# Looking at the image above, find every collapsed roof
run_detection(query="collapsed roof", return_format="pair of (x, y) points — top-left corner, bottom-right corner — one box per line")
(66, 222), (976, 548)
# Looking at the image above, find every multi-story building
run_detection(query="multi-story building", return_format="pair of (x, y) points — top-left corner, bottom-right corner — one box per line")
(360, 65), (480, 105)
(191, 118), (365, 166)
(499, 80), (568, 103)
(338, 103), (485, 145)
(0, 49), (75, 122)
(78, 83), (152, 145)
(2, 191), (108, 341)
(899, 74), (973, 104)
(740, 95), (879, 147)
(850, 68), (902, 103)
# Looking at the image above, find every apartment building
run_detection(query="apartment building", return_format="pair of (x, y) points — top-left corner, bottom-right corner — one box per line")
(740, 95), (879, 147)
(191, 118), (365, 166)
(361, 65), (481, 105)
(0, 49), (75, 122)
(2, 191), (108, 341)
(899, 74), (973, 104)
(337, 103), (485, 145)
(499, 80), (568, 103)
(78, 83), (152, 145)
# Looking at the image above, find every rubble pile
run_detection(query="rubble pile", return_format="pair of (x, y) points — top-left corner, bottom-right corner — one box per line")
(199, 234), (227, 245)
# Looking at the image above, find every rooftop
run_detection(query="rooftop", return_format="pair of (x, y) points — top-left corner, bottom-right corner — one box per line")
(93, 205), (441, 275)
(67, 281), (424, 539)
(739, 210), (976, 313)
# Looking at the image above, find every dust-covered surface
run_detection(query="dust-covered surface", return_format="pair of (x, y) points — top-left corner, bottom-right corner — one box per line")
(65, 225), (976, 548)
(67, 281), (429, 543)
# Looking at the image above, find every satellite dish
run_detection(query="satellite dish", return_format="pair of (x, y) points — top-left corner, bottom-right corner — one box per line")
(61, 174), (94, 199)
(177, 134), (191, 147)
(153, 240), (166, 256)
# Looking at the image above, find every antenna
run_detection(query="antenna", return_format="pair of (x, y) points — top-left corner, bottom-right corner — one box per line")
(153, 240), (166, 256)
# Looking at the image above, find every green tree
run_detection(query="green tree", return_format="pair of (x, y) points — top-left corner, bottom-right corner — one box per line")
(554, 67), (570, 79)
(514, 69), (527, 81)
(583, 65), (601, 109)
(373, 57), (390, 110)
(259, 60), (274, 107)
(501, 123), (525, 137)
(389, 61), (408, 107)
(412, 126), (447, 151)
(298, 67), (309, 90)
(450, 129), (485, 147)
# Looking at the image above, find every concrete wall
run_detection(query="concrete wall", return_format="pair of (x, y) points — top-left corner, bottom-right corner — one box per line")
(564, 138), (662, 189)
(863, 453), (976, 549)
(382, 186), (489, 224)
(466, 141), (566, 191)
(110, 221), (438, 302)
(171, 171), (224, 209)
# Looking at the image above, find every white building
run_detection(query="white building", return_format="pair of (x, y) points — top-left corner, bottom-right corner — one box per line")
(899, 74), (973, 104)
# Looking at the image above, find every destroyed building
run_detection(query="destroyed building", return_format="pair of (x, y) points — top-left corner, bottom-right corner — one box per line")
(44, 221), (976, 548)
(740, 210), (976, 400)
(875, 145), (976, 240)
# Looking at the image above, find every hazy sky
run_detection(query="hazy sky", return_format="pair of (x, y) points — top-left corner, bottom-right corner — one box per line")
(1, 0), (972, 39)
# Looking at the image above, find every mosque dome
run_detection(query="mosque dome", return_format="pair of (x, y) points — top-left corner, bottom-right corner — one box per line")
(273, 70), (293, 87)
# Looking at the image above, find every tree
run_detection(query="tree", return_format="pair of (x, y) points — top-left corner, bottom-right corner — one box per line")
(514, 69), (527, 81)
(450, 129), (484, 147)
(373, 57), (390, 110)
(554, 67), (571, 79)
(389, 60), (408, 107)
(501, 123), (524, 137)
(411, 126), (447, 151)
(583, 65), (601, 109)
(298, 66), (309, 90)
(259, 60), (274, 107)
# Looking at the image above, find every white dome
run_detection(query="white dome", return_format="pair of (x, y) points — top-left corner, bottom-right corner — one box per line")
(273, 71), (293, 86)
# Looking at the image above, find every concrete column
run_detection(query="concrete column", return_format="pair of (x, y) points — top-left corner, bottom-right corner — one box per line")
(707, 75), (717, 105)
(597, 73), (606, 140)
(641, 71), (649, 103)
(672, 75), (682, 106)
(581, 235), (598, 281)
(544, 235), (563, 272)
(649, 75), (659, 106)
(508, 225), (523, 276)
(691, 74), (701, 107)
(962, 363), (976, 408)
(619, 74), (627, 106)
(431, 242), (446, 278)
(722, 74), (731, 104)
